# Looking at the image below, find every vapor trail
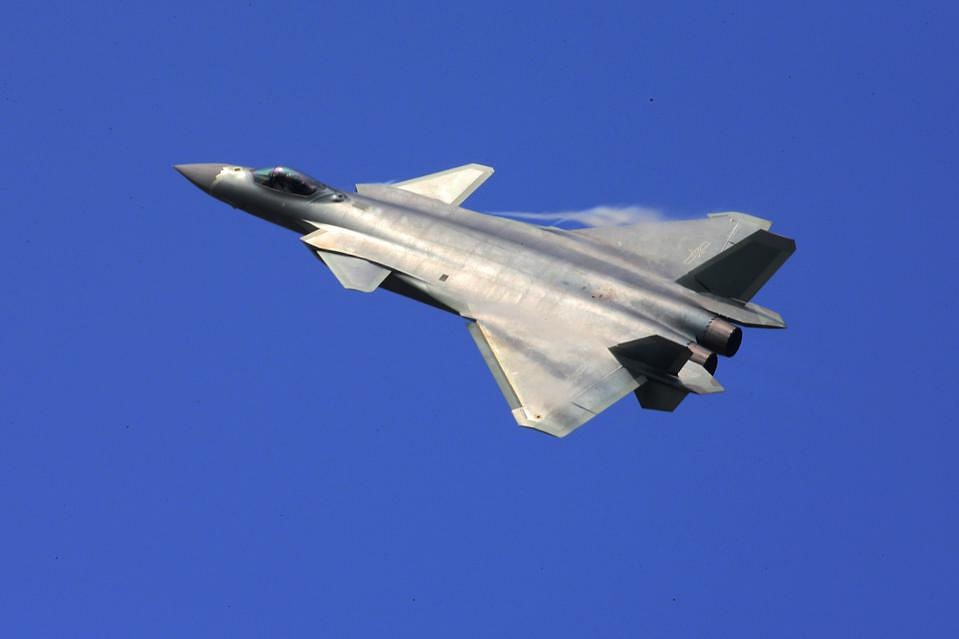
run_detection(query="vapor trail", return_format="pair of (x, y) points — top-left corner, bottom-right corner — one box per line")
(496, 205), (663, 228)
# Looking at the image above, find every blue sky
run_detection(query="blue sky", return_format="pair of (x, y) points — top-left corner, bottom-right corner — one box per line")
(2, 1), (956, 636)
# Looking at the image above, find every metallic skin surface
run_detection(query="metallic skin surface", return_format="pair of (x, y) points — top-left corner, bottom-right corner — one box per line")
(686, 342), (719, 375)
(174, 164), (227, 194)
(175, 163), (796, 437)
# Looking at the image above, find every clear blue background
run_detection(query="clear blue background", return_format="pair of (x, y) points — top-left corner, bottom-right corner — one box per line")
(2, 1), (956, 636)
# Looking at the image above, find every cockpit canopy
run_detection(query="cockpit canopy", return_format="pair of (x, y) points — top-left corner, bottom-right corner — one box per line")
(252, 166), (344, 200)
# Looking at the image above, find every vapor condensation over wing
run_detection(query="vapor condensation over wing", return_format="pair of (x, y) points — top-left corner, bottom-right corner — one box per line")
(496, 205), (663, 228)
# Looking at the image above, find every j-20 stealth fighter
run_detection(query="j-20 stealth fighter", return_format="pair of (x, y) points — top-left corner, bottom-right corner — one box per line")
(176, 163), (795, 437)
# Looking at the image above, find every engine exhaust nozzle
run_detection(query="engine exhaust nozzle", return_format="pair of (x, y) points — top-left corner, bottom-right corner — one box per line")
(686, 342), (718, 374)
(699, 318), (742, 357)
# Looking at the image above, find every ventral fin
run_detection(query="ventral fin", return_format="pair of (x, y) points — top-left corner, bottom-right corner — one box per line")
(635, 382), (688, 411)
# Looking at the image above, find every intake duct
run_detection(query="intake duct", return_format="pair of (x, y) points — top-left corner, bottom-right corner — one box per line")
(698, 317), (742, 357)
(686, 342), (718, 374)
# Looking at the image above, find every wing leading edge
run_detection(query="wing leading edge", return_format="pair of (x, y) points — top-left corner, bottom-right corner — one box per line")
(466, 310), (725, 437)
(467, 318), (641, 437)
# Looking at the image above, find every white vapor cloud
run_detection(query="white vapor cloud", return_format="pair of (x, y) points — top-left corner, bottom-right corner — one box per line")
(496, 205), (663, 228)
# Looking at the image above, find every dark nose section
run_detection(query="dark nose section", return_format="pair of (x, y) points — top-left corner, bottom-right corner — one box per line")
(174, 163), (226, 194)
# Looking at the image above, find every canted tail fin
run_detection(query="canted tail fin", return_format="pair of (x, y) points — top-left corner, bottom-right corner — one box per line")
(569, 212), (795, 324)
(676, 229), (796, 302)
(570, 212), (778, 278)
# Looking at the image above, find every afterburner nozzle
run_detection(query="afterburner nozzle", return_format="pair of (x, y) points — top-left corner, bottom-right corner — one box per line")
(699, 318), (742, 357)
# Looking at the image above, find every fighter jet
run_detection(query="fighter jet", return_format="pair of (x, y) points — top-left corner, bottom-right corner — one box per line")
(175, 163), (795, 437)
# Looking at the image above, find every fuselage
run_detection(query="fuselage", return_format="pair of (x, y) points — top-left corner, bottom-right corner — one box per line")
(172, 161), (801, 434)
(195, 164), (732, 359)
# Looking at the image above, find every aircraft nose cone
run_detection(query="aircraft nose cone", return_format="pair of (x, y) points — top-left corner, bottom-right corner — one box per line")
(174, 163), (227, 193)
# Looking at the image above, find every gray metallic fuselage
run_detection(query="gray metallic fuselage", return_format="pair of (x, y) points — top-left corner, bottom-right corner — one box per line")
(210, 166), (717, 350)
(176, 162), (797, 435)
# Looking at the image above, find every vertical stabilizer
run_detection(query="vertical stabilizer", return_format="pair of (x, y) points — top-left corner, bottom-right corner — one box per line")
(676, 229), (795, 302)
